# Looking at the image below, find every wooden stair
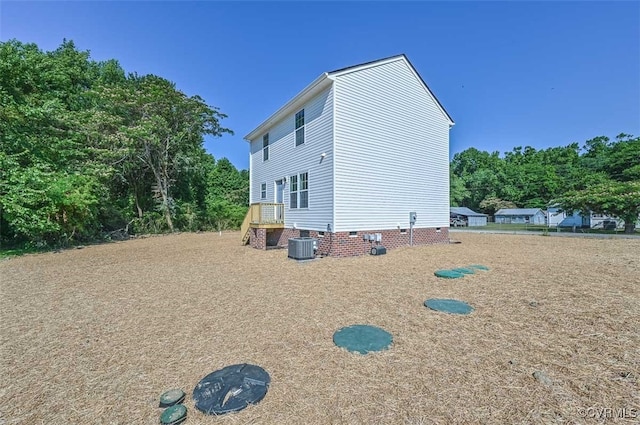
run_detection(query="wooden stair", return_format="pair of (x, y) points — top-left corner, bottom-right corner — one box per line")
(240, 208), (252, 245)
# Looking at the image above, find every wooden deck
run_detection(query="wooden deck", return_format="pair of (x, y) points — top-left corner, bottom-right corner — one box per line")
(241, 203), (284, 244)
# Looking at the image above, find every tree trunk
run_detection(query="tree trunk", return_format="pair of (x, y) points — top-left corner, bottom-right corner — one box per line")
(622, 214), (638, 234)
(164, 206), (174, 232)
(152, 169), (174, 232)
(625, 222), (635, 234)
(134, 190), (143, 219)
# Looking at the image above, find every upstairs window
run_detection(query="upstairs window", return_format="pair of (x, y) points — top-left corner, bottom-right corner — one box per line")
(260, 183), (267, 199)
(262, 133), (269, 161)
(295, 109), (305, 146)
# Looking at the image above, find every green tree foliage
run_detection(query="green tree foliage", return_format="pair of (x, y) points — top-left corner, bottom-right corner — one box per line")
(555, 181), (640, 233)
(0, 39), (248, 247)
(451, 134), (639, 231)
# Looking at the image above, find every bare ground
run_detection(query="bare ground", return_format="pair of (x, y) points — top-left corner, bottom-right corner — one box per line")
(1, 232), (638, 424)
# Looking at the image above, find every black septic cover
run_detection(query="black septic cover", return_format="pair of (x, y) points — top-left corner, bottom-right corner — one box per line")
(193, 364), (270, 415)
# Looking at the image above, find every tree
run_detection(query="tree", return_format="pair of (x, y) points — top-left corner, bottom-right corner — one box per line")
(555, 181), (640, 233)
(93, 74), (233, 232)
(479, 196), (517, 216)
(1, 39), (242, 247)
(449, 171), (469, 207)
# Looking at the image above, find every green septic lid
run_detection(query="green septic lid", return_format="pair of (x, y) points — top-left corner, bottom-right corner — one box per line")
(468, 264), (490, 271)
(434, 269), (464, 279)
(424, 298), (474, 315)
(333, 324), (393, 354)
(160, 404), (187, 425)
(159, 389), (186, 408)
(451, 267), (475, 275)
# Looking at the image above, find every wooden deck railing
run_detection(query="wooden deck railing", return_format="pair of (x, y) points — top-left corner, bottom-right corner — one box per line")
(241, 203), (285, 244)
(249, 202), (285, 225)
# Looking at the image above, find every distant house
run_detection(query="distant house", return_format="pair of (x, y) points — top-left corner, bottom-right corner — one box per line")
(548, 207), (589, 228)
(554, 209), (621, 229)
(241, 54), (454, 256)
(494, 208), (546, 225)
(546, 207), (568, 227)
(549, 206), (639, 230)
(450, 207), (487, 227)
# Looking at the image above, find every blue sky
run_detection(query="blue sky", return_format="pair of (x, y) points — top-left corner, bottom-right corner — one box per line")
(2, 1), (639, 170)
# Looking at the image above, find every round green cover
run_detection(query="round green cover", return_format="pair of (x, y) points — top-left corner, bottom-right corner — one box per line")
(424, 298), (474, 315)
(451, 267), (475, 274)
(159, 389), (185, 408)
(160, 404), (187, 425)
(333, 324), (393, 354)
(468, 264), (490, 271)
(434, 269), (464, 279)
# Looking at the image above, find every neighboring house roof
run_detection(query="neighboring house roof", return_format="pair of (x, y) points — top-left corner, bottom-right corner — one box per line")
(450, 207), (487, 217)
(495, 208), (544, 216)
(243, 54), (454, 141)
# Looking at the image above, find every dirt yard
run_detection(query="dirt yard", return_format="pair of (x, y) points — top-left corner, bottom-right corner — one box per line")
(1, 232), (638, 424)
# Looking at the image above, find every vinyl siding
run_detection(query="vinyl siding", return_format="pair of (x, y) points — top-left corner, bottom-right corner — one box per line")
(467, 216), (487, 227)
(333, 59), (450, 231)
(249, 86), (334, 231)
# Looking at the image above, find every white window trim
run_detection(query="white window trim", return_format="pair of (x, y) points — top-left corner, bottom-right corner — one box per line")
(260, 182), (267, 200)
(295, 109), (305, 147)
(299, 171), (308, 209)
(289, 171), (309, 210)
(262, 133), (269, 162)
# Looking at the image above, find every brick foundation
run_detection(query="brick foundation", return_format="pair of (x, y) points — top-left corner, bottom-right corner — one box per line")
(249, 227), (449, 257)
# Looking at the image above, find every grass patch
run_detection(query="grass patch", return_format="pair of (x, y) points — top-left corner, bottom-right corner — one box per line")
(469, 223), (639, 234)
(0, 246), (45, 259)
(470, 223), (547, 231)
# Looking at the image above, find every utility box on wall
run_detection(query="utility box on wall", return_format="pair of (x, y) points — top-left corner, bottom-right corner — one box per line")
(410, 212), (417, 224)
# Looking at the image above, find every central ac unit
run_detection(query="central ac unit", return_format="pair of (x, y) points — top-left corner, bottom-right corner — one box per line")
(288, 237), (318, 260)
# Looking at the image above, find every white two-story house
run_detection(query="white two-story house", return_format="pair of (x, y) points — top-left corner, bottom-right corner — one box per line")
(241, 54), (454, 256)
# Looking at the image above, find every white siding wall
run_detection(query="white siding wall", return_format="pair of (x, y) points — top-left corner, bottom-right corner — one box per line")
(249, 86), (334, 231)
(468, 216), (487, 227)
(333, 59), (451, 231)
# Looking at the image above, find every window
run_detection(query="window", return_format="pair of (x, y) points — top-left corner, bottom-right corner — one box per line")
(318, 231), (325, 237)
(349, 231), (358, 237)
(400, 229), (407, 234)
(295, 109), (305, 146)
(260, 183), (267, 199)
(299, 172), (308, 208)
(289, 172), (309, 209)
(262, 133), (269, 161)
(289, 174), (298, 209)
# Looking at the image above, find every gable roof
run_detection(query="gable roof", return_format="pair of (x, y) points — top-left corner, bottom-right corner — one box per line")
(243, 54), (454, 141)
(328, 54), (454, 125)
(450, 207), (487, 217)
(495, 208), (544, 216)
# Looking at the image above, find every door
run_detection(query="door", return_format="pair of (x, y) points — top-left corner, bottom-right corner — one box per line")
(275, 180), (284, 220)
